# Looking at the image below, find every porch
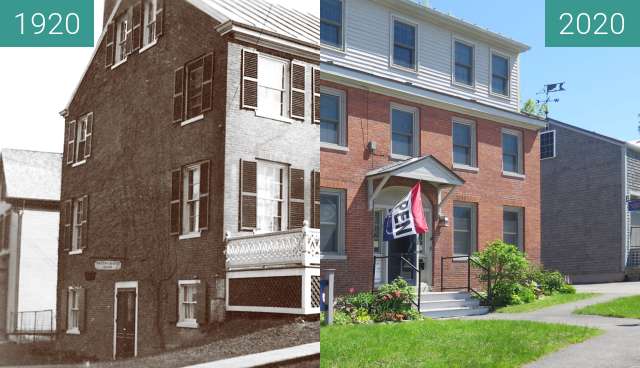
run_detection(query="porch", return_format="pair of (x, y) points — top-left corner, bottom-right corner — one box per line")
(225, 223), (320, 315)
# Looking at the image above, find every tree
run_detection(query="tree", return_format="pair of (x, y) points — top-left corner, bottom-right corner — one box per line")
(521, 98), (547, 118)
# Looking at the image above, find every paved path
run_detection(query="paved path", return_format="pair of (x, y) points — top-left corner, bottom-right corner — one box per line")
(471, 282), (640, 368)
(183, 343), (319, 368)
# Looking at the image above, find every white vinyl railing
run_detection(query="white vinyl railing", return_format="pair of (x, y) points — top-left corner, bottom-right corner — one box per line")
(226, 223), (320, 270)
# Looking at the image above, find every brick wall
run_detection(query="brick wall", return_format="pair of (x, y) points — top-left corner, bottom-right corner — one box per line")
(320, 81), (541, 294)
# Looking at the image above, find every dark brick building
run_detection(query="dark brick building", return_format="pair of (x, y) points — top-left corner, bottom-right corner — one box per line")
(57, 0), (319, 360)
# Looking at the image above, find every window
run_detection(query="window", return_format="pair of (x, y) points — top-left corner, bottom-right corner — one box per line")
(503, 207), (524, 251)
(72, 197), (85, 252)
(631, 207), (640, 249)
(67, 288), (80, 332)
(178, 280), (199, 328)
(183, 165), (201, 235)
(454, 40), (474, 86)
(174, 53), (214, 124)
(320, 189), (345, 256)
(67, 113), (93, 166)
(172, 161), (209, 237)
(115, 9), (132, 64)
(491, 53), (509, 96)
(453, 203), (477, 256)
(75, 116), (88, 163)
(540, 130), (556, 159)
(257, 162), (288, 232)
(320, 0), (343, 48)
(257, 55), (287, 118)
(502, 129), (523, 174)
(452, 120), (476, 167)
(320, 88), (346, 146)
(391, 105), (417, 157)
(186, 58), (204, 120)
(142, 0), (158, 47)
(392, 19), (416, 69)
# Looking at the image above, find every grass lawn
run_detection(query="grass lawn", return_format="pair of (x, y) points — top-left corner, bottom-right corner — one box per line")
(496, 293), (599, 314)
(320, 320), (600, 368)
(575, 295), (640, 319)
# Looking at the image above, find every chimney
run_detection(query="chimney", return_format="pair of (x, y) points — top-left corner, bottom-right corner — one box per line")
(104, 0), (118, 26)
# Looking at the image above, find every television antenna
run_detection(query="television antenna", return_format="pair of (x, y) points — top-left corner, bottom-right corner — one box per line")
(536, 82), (566, 119)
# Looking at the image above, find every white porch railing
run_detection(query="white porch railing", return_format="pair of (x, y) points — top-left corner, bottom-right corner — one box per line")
(225, 224), (320, 270)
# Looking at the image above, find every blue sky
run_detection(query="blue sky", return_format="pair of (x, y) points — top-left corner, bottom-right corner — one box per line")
(430, 0), (640, 142)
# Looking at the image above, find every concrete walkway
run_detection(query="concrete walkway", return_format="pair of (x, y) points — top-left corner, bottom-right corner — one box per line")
(471, 282), (640, 368)
(183, 342), (320, 368)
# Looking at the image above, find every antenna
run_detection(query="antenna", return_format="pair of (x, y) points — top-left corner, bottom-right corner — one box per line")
(536, 82), (566, 119)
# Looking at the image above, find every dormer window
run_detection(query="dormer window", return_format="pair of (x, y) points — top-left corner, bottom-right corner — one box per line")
(392, 19), (416, 69)
(454, 40), (474, 86)
(491, 53), (510, 96)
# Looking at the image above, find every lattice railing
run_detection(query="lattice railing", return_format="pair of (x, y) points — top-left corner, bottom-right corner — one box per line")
(226, 223), (320, 270)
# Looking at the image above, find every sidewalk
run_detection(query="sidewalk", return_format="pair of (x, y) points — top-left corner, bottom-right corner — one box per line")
(182, 343), (319, 368)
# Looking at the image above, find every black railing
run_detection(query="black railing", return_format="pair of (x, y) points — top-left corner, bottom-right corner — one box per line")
(440, 256), (492, 305)
(372, 255), (421, 309)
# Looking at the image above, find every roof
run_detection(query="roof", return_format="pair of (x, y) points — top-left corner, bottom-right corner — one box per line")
(1, 149), (62, 202)
(367, 155), (465, 186)
(189, 0), (318, 46)
(547, 119), (626, 147)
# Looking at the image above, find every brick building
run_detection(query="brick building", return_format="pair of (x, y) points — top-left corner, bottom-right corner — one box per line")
(319, 0), (545, 310)
(57, 0), (319, 360)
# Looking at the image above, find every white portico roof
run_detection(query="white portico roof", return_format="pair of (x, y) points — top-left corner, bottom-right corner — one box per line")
(366, 156), (464, 187)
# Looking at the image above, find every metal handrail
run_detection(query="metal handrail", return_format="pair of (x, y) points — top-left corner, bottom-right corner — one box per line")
(440, 256), (492, 306)
(372, 255), (421, 309)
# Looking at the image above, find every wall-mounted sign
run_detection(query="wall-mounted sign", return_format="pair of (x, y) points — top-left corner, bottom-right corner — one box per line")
(94, 260), (122, 271)
(628, 200), (640, 212)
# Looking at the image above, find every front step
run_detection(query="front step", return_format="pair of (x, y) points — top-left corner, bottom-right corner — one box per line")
(418, 292), (489, 318)
(421, 306), (490, 318)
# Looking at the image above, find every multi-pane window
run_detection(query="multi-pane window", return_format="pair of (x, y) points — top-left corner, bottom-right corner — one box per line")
(115, 10), (132, 64)
(257, 162), (287, 232)
(320, 189), (344, 255)
(320, 0), (343, 48)
(67, 113), (93, 166)
(491, 53), (509, 96)
(72, 197), (85, 252)
(454, 203), (476, 256)
(454, 41), (474, 86)
(540, 130), (556, 159)
(502, 129), (523, 174)
(178, 281), (198, 328)
(185, 58), (204, 120)
(320, 89), (345, 146)
(75, 116), (88, 163)
(142, 0), (158, 47)
(183, 165), (201, 235)
(257, 56), (287, 118)
(391, 106), (417, 157)
(393, 19), (416, 69)
(503, 207), (524, 250)
(452, 121), (476, 167)
(68, 288), (80, 332)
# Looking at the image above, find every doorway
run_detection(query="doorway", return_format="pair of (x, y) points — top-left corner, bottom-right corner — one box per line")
(113, 282), (138, 360)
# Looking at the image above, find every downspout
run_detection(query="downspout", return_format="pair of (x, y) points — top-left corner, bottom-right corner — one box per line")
(622, 145), (628, 275)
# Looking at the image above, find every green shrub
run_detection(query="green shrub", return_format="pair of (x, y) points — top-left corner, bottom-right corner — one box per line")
(559, 284), (576, 294)
(373, 278), (416, 319)
(473, 240), (529, 307)
(346, 292), (376, 311)
(528, 266), (571, 295)
(333, 311), (353, 325)
(354, 308), (373, 324)
(517, 284), (536, 304)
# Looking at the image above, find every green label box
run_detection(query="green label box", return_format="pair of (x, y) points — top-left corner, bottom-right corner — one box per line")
(0, 0), (94, 47)
(546, 0), (640, 47)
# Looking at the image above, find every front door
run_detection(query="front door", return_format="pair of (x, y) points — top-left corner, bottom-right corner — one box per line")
(115, 288), (136, 359)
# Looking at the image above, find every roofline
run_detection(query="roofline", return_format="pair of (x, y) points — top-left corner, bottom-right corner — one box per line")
(1, 148), (63, 156)
(323, 62), (546, 131)
(366, 155), (466, 185)
(371, 0), (530, 53)
(547, 119), (626, 147)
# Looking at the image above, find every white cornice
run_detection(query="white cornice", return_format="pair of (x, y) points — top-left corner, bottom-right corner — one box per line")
(220, 22), (319, 60)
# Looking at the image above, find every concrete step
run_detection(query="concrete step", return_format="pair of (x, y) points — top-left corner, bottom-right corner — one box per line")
(419, 291), (471, 302)
(420, 306), (490, 319)
(420, 298), (480, 309)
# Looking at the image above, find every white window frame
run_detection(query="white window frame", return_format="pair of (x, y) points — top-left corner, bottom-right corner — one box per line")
(320, 188), (346, 259)
(540, 130), (556, 160)
(390, 14), (419, 72)
(320, 87), (347, 149)
(141, 0), (158, 51)
(181, 164), (201, 237)
(503, 206), (524, 251)
(389, 103), (419, 160)
(451, 118), (477, 170)
(256, 54), (289, 121)
(320, 0), (345, 51)
(74, 115), (88, 165)
(489, 49), (511, 98)
(67, 287), (80, 334)
(453, 202), (477, 257)
(114, 9), (132, 66)
(256, 160), (289, 233)
(452, 37), (476, 89)
(177, 280), (200, 329)
(502, 128), (524, 177)
(71, 197), (84, 254)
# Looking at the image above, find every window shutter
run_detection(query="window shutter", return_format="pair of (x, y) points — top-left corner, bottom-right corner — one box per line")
(239, 160), (257, 230)
(201, 53), (214, 113)
(289, 168), (305, 229)
(132, 2), (143, 52)
(67, 121), (76, 165)
(199, 161), (210, 231)
(170, 169), (181, 235)
(63, 200), (72, 251)
(84, 113), (93, 159)
(60, 288), (68, 332)
(312, 68), (320, 124)
(78, 288), (87, 332)
(156, 0), (165, 37)
(167, 283), (177, 323)
(290, 62), (306, 120)
(241, 50), (258, 110)
(173, 67), (185, 123)
(311, 171), (320, 228)
(105, 22), (115, 68)
(81, 195), (89, 249)
(196, 281), (207, 325)
(125, 18), (133, 55)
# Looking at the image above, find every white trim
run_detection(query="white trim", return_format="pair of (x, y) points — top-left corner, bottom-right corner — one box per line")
(451, 117), (477, 168)
(138, 39), (158, 54)
(453, 164), (479, 173)
(390, 103), (419, 158)
(177, 279), (201, 328)
(180, 115), (205, 127)
(540, 130), (557, 160)
(489, 49), (512, 99)
(320, 254), (348, 260)
(113, 281), (139, 360)
(179, 232), (202, 240)
(111, 58), (127, 70)
(68, 249), (83, 256)
(66, 328), (80, 335)
(501, 128), (524, 175)
(320, 143), (349, 152)
(503, 206), (524, 251)
(451, 37), (476, 90)
(176, 321), (199, 329)
(389, 14), (419, 72)
(254, 111), (295, 124)
(319, 188), (346, 257)
(502, 171), (526, 180)
(453, 201), (477, 256)
(319, 86), (347, 147)
(72, 160), (87, 168)
(320, 0), (345, 51)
